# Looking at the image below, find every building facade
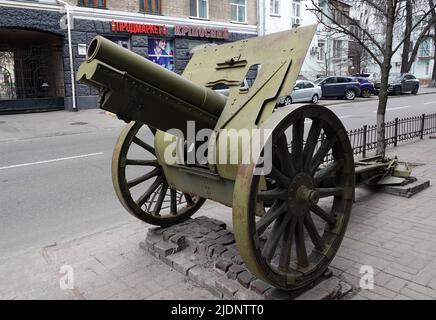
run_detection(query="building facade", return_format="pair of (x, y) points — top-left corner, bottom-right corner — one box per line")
(258, 0), (351, 80)
(0, 0), (257, 113)
(350, 0), (435, 83)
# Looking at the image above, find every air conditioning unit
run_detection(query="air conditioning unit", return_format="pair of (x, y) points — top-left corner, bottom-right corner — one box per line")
(292, 18), (302, 28)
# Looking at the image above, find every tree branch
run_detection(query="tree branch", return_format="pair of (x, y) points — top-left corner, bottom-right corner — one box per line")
(392, 2), (436, 55)
(308, 0), (384, 66)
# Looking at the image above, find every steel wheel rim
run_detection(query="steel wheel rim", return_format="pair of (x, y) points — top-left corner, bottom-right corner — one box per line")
(346, 90), (355, 100)
(233, 105), (355, 290)
(112, 122), (205, 226)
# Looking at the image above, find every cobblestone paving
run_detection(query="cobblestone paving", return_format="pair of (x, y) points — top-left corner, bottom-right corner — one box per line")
(337, 138), (436, 300)
(142, 216), (352, 300)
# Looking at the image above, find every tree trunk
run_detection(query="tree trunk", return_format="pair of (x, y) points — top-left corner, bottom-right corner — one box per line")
(376, 1), (395, 158)
(400, 0), (412, 73)
(377, 61), (391, 157)
(431, 32), (436, 87)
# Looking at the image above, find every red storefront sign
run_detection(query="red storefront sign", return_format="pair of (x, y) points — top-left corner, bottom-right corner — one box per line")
(175, 25), (229, 40)
(111, 20), (167, 35)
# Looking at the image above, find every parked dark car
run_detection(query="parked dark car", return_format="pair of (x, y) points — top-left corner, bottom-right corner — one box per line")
(313, 76), (361, 100)
(353, 77), (375, 98)
(351, 72), (378, 83)
(375, 73), (420, 95)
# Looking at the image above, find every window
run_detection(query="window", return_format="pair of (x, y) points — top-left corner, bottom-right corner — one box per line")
(419, 38), (432, 57)
(270, 0), (280, 15)
(324, 77), (336, 84)
(317, 40), (326, 62)
(148, 39), (174, 71)
(294, 82), (305, 89)
(231, 0), (246, 23)
(304, 82), (314, 89)
(333, 40), (343, 59)
(291, 0), (301, 18)
(190, 0), (208, 19)
(77, 0), (106, 8)
(107, 37), (131, 50)
(291, 0), (301, 27)
(140, 0), (161, 14)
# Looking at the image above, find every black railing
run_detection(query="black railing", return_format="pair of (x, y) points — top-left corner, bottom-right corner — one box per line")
(347, 113), (436, 159)
(299, 113), (436, 164)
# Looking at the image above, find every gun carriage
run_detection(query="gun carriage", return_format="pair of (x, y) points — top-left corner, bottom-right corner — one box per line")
(77, 26), (396, 290)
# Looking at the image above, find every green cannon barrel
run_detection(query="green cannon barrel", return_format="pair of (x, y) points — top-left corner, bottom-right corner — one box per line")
(77, 35), (227, 134)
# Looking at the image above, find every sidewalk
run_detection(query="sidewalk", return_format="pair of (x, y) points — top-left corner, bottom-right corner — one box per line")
(1, 107), (436, 300)
(0, 109), (123, 143)
(338, 138), (436, 300)
(0, 137), (435, 299)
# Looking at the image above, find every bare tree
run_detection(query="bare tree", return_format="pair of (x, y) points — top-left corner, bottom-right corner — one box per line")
(309, 0), (436, 157)
(401, 0), (436, 73)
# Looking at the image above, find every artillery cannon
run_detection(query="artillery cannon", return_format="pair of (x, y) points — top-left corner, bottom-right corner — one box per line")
(77, 26), (357, 291)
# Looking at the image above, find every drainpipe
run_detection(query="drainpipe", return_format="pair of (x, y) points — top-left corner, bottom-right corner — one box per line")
(257, 0), (263, 36)
(263, 0), (266, 35)
(256, 0), (266, 36)
(58, 0), (77, 111)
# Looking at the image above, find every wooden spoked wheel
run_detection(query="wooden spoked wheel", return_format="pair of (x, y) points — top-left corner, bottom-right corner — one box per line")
(112, 122), (205, 227)
(233, 105), (355, 290)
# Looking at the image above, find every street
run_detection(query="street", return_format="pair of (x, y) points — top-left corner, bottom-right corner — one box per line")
(320, 92), (436, 130)
(1, 92), (435, 259)
(0, 112), (128, 258)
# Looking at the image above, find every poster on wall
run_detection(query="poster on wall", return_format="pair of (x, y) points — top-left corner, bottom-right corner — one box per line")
(148, 39), (174, 71)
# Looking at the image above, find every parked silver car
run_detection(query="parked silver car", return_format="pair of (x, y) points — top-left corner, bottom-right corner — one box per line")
(278, 80), (322, 106)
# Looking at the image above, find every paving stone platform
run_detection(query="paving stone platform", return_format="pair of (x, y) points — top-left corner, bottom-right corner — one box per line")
(378, 177), (430, 198)
(140, 216), (353, 300)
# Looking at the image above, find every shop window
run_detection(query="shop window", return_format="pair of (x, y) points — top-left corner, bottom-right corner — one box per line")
(140, 0), (161, 15)
(148, 39), (174, 71)
(230, 0), (246, 23)
(107, 36), (131, 50)
(190, 0), (208, 19)
(77, 0), (106, 8)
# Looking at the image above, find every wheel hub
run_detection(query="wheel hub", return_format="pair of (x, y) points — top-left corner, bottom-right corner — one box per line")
(287, 173), (319, 216)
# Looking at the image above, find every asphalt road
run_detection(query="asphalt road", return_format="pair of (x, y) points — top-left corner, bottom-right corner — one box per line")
(0, 93), (435, 258)
(321, 93), (436, 130)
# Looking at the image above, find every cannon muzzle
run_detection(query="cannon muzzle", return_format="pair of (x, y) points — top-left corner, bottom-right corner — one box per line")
(77, 36), (227, 134)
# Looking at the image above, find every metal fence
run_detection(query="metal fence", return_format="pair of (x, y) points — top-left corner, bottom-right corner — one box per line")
(348, 113), (436, 159)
